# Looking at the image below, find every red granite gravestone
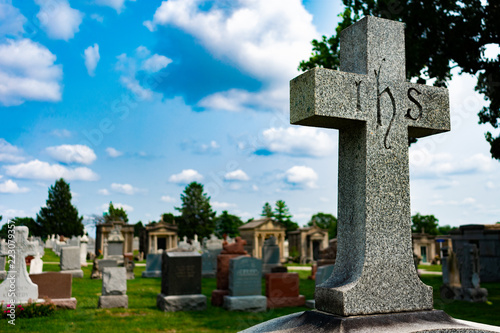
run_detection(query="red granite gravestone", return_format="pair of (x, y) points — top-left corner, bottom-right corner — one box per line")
(30, 272), (77, 309)
(265, 272), (305, 308)
(211, 237), (249, 306)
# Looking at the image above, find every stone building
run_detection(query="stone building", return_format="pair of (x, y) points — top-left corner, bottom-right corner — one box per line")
(451, 224), (500, 282)
(412, 231), (453, 264)
(95, 220), (134, 256)
(142, 220), (178, 256)
(287, 223), (329, 264)
(238, 218), (286, 261)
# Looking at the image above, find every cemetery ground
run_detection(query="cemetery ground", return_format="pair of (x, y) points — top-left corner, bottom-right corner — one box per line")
(1, 250), (499, 332)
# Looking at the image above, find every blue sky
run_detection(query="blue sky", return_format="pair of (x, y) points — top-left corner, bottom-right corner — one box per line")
(0, 0), (498, 238)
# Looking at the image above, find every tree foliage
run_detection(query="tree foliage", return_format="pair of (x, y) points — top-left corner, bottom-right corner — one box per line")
(273, 200), (299, 234)
(261, 202), (274, 218)
(299, 1), (500, 159)
(161, 213), (176, 224)
(105, 202), (129, 223)
(175, 182), (216, 239)
(0, 217), (38, 239)
(134, 221), (144, 237)
(36, 178), (84, 238)
(307, 213), (338, 239)
(214, 210), (243, 238)
(411, 213), (439, 235)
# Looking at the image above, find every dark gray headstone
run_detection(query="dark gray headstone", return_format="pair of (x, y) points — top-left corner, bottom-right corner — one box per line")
(229, 256), (262, 296)
(108, 242), (123, 256)
(202, 249), (221, 277)
(262, 236), (280, 265)
(457, 243), (481, 289)
(161, 251), (201, 296)
(145, 253), (162, 272)
(316, 264), (335, 286)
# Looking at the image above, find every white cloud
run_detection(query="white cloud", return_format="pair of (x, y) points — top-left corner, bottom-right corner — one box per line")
(285, 165), (318, 188)
(142, 54), (172, 73)
(145, 0), (317, 83)
(431, 197), (477, 207)
(410, 148), (495, 178)
(98, 188), (110, 195)
(4, 159), (98, 181)
(90, 13), (104, 22)
(95, 0), (135, 14)
(35, 0), (83, 41)
(46, 144), (97, 165)
(51, 129), (72, 138)
(106, 147), (123, 158)
(169, 169), (203, 184)
(198, 87), (288, 112)
(119, 75), (153, 100)
(258, 127), (335, 157)
(0, 39), (63, 106)
(0, 1), (26, 37)
(0, 208), (27, 219)
(0, 179), (29, 193)
(161, 195), (175, 203)
(100, 202), (133, 212)
(225, 169), (250, 181)
(486, 181), (496, 190)
(212, 201), (237, 210)
(0, 139), (24, 163)
(84, 44), (100, 77)
(111, 183), (144, 195)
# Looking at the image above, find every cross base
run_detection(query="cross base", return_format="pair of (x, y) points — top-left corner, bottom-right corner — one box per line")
(241, 310), (500, 332)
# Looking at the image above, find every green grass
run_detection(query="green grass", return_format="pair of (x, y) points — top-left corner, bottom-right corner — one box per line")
(418, 264), (442, 272)
(1, 252), (498, 332)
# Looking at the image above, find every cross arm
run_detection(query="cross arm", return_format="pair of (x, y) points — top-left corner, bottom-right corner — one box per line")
(290, 68), (369, 129)
(404, 82), (450, 138)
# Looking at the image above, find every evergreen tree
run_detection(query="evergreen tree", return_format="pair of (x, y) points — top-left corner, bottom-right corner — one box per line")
(261, 202), (274, 218)
(161, 213), (176, 224)
(36, 178), (84, 238)
(411, 213), (439, 235)
(105, 202), (129, 222)
(307, 213), (338, 239)
(134, 221), (144, 237)
(214, 211), (243, 238)
(274, 200), (298, 234)
(175, 182), (216, 239)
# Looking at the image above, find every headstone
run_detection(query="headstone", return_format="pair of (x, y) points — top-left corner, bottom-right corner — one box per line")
(142, 252), (163, 278)
(60, 246), (84, 278)
(204, 234), (223, 251)
(0, 256), (6, 280)
(29, 252), (44, 274)
(98, 267), (128, 308)
(91, 259), (118, 279)
(178, 236), (193, 251)
(80, 234), (89, 267)
(441, 244), (488, 303)
(157, 251), (206, 312)
(266, 272), (305, 308)
(262, 236), (281, 275)
(124, 257), (135, 280)
(242, 16), (498, 332)
(317, 238), (337, 267)
(315, 264), (335, 286)
(211, 237), (249, 306)
(106, 225), (125, 262)
(30, 272), (77, 309)
(192, 234), (201, 252)
(201, 248), (222, 278)
(0, 226), (40, 304)
(224, 256), (266, 312)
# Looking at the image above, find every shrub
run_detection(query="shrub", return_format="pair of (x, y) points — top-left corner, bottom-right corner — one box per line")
(2, 298), (56, 319)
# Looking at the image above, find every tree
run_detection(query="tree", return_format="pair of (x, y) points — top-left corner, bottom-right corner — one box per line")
(307, 213), (338, 239)
(261, 202), (274, 218)
(411, 213), (439, 235)
(175, 182), (216, 239)
(36, 178), (84, 238)
(274, 200), (299, 234)
(134, 221), (144, 237)
(105, 202), (129, 223)
(214, 211), (243, 238)
(299, 1), (500, 160)
(437, 225), (455, 235)
(161, 213), (176, 224)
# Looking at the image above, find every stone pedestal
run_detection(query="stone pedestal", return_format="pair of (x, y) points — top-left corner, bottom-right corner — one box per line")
(241, 310), (500, 332)
(157, 294), (207, 312)
(98, 295), (128, 308)
(223, 295), (267, 312)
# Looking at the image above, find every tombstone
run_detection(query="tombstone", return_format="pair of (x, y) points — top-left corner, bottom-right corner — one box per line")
(157, 251), (206, 312)
(60, 246), (84, 278)
(192, 234), (201, 252)
(106, 225), (125, 262)
(142, 252), (163, 278)
(441, 244), (488, 303)
(0, 256), (6, 280)
(262, 236), (281, 275)
(0, 226), (40, 304)
(315, 264), (335, 286)
(124, 257), (135, 280)
(80, 234), (89, 267)
(29, 252), (44, 275)
(223, 256), (266, 312)
(317, 238), (337, 267)
(91, 259), (118, 279)
(201, 248), (222, 278)
(30, 272), (77, 309)
(204, 234), (223, 251)
(266, 272), (305, 308)
(45, 236), (53, 249)
(98, 267), (128, 308)
(242, 16), (499, 332)
(211, 237), (249, 306)
(178, 236), (193, 251)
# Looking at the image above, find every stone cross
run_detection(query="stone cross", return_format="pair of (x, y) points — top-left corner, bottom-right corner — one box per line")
(0, 226), (39, 303)
(291, 16), (450, 316)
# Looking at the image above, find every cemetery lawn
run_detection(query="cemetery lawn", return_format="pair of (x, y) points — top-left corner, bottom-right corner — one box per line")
(418, 264), (442, 272)
(1, 253), (497, 331)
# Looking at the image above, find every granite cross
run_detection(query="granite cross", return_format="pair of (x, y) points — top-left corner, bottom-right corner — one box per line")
(0, 226), (39, 303)
(290, 16), (450, 316)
